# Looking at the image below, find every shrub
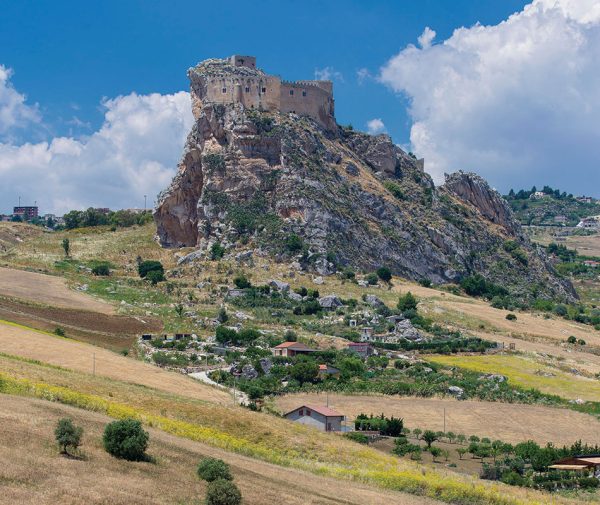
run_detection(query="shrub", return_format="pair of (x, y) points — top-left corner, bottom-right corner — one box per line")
(397, 292), (418, 312)
(197, 457), (233, 482)
(285, 233), (304, 253)
(422, 430), (438, 448)
(505, 313), (517, 321)
(91, 263), (110, 276)
(418, 278), (432, 288)
(146, 269), (165, 285)
(55, 418), (83, 455)
(578, 339), (586, 346)
(103, 418), (149, 461)
(205, 479), (242, 505)
(54, 327), (66, 337)
(138, 260), (164, 279)
(430, 446), (442, 460)
(376, 266), (392, 283)
(211, 242), (226, 260)
(344, 432), (369, 444)
(365, 273), (378, 285)
(567, 335), (577, 344)
(233, 274), (251, 289)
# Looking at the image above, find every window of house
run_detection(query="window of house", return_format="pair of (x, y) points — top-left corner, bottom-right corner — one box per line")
(306, 410), (311, 416)
(262, 87), (266, 93)
(289, 89), (294, 95)
(245, 86), (250, 92)
(299, 409), (304, 416)
(222, 88), (226, 93)
(302, 90), (307, 97)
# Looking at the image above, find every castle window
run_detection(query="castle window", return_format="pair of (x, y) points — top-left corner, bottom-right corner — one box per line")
(222, 87), (226, 93)
(302, 90), (307, 97)
(289, 89), (294, 96)
(262, 87), (266, 93)
(245, 86), (250, 92)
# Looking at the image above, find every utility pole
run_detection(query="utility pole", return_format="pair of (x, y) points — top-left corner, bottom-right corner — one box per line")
(443, 407), (446, 434)
(93, 353), (96, 376)
(233, 375), (236, 405)
(144, 195), (147, 210)
(18, 196), (21, 207)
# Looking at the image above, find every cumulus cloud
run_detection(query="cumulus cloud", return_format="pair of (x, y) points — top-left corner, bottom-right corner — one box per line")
(0, 65), (41, 139)
(366, 118), (386, 135)
(0, 69), (194, 214)
(314, 66), (345, 82)
(417, 27), (436, 49)
(379, 0), (600, 195)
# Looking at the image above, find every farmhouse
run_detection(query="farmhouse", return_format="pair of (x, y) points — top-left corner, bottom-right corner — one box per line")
(318, 364), (340, 379)
(550, 455), (600, 478)
(347, 342), (374, 358)
(284, 405), (344, 432)
(272, 341), (317, 357)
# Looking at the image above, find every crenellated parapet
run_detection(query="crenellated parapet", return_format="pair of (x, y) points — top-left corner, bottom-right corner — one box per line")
(189, 55), (336, 131)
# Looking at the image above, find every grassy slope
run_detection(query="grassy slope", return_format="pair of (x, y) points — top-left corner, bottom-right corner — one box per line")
(428, 354), (600, 402)
(0, 394), (429, 505)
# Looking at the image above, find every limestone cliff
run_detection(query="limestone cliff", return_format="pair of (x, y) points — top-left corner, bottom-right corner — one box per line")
(155, 63), (575, 303)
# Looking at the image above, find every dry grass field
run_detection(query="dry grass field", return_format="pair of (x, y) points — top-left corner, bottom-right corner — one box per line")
(0, 394), (435, 505)
(0, 266), (115, 314)
(274, 393), (600, 445)
(0, 321), (230, 404)
(528, 228), (600, 257)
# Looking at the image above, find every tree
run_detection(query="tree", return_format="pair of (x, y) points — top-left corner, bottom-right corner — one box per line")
(103, 418), (149, 461)
(446, 431), (456, 444)
(397, 292), (418, 312)
(457, 447), (468, 460)
(365, 273), (378, 285)
(175, 304), (184, 318)
(197, 458), (233, 482)
(412, 428), (422, 440)
(290, 361), (319, 385)
(55, 418), (83, 455)
(205, 479), (242, 505)
(233, 274), (251, 289)
(91, 263), (110, 276)
(376, 266), (392, 283)
(211, 242), (226, 260)
(217, 307), (229, 324)
(62, 238), (70, 257)
(469, 435), (480, 443)
(430, 446), (442, 462)
(422, 430), (438, 449)
(146, 269), (165, 285)
(456, 434), (466, 445)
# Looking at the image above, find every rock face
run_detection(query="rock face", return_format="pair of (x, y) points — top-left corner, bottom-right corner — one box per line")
(155, 56), (576, 303)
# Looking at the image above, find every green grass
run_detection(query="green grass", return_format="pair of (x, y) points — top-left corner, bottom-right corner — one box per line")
(428, 354), (600, 402)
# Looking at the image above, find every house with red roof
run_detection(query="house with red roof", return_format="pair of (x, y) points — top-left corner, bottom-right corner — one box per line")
(284, 404), (344, 432)
(272, 341), (317, 357)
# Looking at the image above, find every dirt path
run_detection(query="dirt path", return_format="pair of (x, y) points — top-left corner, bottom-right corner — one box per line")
(0, 321), (230, 404)
(275, 393), (600, 445)
(0, 395), (439, 505)
(0, 267), (114, 314)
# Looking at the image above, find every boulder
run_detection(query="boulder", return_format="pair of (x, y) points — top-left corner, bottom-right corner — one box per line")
(448, 386), (464, 397)
(318, 295), (344, 309)
(364, 294), (385, 308)
(269, 279), (290, 292)
(241, 364), (258, 380)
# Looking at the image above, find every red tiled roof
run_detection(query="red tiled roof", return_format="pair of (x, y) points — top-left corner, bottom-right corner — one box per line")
(274, 341), (314, 350)
(318, 364), (327, 370)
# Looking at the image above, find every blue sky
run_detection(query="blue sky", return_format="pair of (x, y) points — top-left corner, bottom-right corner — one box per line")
(1, 0), (599, 213)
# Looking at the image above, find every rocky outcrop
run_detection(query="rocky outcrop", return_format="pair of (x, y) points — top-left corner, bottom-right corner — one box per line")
(154, 58), (576, 303)
(444, 171), (520, 235)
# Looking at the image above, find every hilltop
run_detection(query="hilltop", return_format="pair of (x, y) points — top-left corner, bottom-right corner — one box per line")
(154, 55), (574, 304)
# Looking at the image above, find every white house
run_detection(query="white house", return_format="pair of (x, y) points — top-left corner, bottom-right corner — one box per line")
(284, 405), (344, 432)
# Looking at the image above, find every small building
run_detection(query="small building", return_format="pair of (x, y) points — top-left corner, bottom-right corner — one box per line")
(284, 404), (344, 432)
(347, 342), (374, 358)
(530, 191), (545, 200)
(318, 364), (340, 379)
(359, 327), (374, 342)
(584, 260), (600, 268)
(272, 341), (317, 357)
(550, 455), (600, 478)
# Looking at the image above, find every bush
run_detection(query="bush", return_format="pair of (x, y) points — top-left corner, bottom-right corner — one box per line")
(54, 327), (66, 337)
(91, 263), (110, 276)
(285, 233), (304, 253)
(197, 457), (233, 482)
(55, 418), (83, 455)
(146, 269), (165, 285)
(376, 266), (392, 282)
(138, 260), (164, 279)
(506, 313), (517, 321)
(397, 292), (418, 312)
(344, 432), (369, 444)
(365, 273), (379, 285)
(205, 479), (242, 505)
(211, 242), (226, 260)
(233, 274), (251, 289)
(567, 335), (577, 344)
(418, 278), (432, 288)
(103, 418), (149, 461)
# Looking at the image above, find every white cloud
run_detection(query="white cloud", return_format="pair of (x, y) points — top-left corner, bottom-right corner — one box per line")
(0, 65), (40, 138)
(379, 0), (600, 195)
(366, 118), (386, 135)
(0, 69), (194, 214)
(356, 68), (372, 84)
(417, 27), (436, 49)
(314, 66), (345, 82)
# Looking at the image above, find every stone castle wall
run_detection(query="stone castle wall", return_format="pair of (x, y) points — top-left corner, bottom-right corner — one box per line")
(191, 56), (335, 130)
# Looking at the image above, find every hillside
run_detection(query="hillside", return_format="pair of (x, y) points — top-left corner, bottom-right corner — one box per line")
(154, 57), (574, 304)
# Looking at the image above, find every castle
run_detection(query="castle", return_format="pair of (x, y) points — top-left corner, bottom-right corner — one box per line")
(189, 55), (336, 131)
